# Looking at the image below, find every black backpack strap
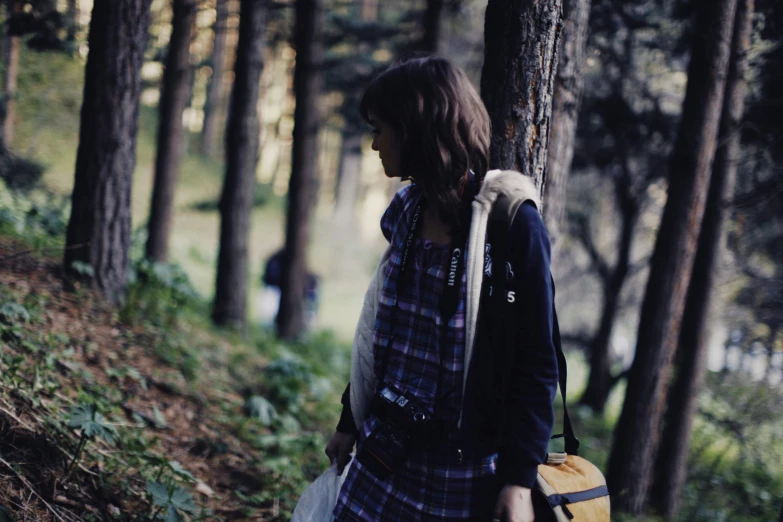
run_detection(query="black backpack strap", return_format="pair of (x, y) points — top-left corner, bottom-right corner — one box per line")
(550, 277), (580, 455)
(489, 197), (580, 456)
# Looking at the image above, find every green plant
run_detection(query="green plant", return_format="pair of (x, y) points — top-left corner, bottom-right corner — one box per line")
(0, 302), (30, 325)
(65, 403), (118, 478)
(245, 395), (278, 427)
(69, 260), (94, 278)
(122, 259), (203, 326)
(146, 481), (198, 522)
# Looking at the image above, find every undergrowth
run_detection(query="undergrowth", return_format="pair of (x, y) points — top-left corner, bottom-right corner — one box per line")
(0, 186), (348, 521)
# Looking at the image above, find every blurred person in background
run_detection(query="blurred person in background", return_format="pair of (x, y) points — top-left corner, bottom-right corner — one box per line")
(257, 248), (320, 328)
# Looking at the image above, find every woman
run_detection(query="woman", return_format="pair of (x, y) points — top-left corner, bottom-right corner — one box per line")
(325, 57), (558, 522)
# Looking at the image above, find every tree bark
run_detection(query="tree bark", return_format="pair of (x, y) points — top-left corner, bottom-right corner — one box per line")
(480, 0), (563, 189)
(146, 0), (197, 263)
(1, 0), (22, 149)
(212, 0), (266, 328)
(579, 176), (638, 413)
(200, 0), (229, 158)
(420, 0), (444, 54)
(650, 1), (754, 517)
(275, 0), (323, 340)
(543, 0), (590, 254)
(605, 0), (738, 514)
(64, 0), (152, 305)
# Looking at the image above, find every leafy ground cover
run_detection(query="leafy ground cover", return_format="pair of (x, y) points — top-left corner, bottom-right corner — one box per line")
(0, 232), (347, 521)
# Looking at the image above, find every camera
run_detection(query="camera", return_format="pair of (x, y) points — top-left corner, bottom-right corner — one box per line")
(355, 385), (444, 479)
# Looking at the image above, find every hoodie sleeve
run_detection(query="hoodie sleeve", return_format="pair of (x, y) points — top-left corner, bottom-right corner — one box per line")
(336, 384), (359, 434)
(495, 202), (559, 488)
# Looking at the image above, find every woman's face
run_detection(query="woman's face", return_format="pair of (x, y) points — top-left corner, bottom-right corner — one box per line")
(369, 116), (402, 179)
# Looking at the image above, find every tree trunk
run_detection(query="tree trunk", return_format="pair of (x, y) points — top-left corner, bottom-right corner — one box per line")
(333, 125), (362, 228)
(420, 0), (444, 54)
(480, 0), (563, 188)
(651, 4), (753, 513)
(765, 325), (778, 381)
(1, 0), (22, 149)
(275, 0), (323, 341)
(200, 0), (229, 158)
(145, 0), (197, 263)
(579, 183), (638, 413)
(212, 0), (266, 328)
(605, 0), (739, 514)
(66, 0), (79, 41)
(543, 0), (590, 254)
(64, 0), (152, 305)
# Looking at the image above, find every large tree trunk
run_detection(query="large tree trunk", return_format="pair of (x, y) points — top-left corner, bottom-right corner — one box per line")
(543, 0), (590, 254)
(275, 0), (323, 340)
(64, 0), (152, 305)
(145, 0), (197, 263)
(200, 0), (229, 158)
(1, 0), (22, 149)
(650, 0), (754, 517)
(579, 177), (638, 413)
(212, 0), (266, 328)
(420, 0), (444, 54)
(480, 0), (563, 188)
(605, 0), (738, 514)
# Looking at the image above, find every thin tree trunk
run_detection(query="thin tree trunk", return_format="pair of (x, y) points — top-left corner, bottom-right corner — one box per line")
(1, 0), (22, 149)
(146, 0), (197, 263)
(766, 325), (778, 381)
(276, 0), (323, 340)
(580, 183), (638, 413)
(480, 0), (563, 189)
(332, 0), (374, 225)
(420, 0), (444, 54)
(333, 125), (362, 228)
(543, 0), (590, 255)
(200, 0), (229, 158)
(606, 0), (739, 514)
(650, 3), (753, 516)
(212, 0), (266, 328)
(64, 0), (152, 305)
(66, 0), (79, 41)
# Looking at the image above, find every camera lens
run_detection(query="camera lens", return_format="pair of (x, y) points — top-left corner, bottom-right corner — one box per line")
(413, 412), (427, 423)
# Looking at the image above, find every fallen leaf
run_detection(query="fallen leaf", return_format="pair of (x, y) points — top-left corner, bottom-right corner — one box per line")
(195, 481), (214, 497)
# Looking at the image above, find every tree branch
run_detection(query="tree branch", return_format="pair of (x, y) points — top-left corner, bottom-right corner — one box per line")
(572, 214), (612, 283)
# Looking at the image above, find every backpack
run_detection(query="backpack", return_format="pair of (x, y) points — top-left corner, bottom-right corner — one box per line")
(488, 194), (611, 522)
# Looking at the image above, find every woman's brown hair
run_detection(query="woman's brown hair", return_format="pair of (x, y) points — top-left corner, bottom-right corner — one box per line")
(359, 57), (491, 230)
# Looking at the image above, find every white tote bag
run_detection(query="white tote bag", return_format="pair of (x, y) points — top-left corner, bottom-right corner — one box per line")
(291, 460), (352, 522)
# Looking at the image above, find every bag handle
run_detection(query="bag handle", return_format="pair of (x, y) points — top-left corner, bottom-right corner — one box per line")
(491, 197), (579, 456)
(550, 279), (580, 456)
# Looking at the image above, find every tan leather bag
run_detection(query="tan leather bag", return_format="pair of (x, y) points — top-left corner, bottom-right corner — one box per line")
(534, 452), (611, 521)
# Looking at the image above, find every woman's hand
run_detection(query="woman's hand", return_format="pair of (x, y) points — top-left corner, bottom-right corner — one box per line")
(493, 484), (535, 522)
(324, 431), (357, 475)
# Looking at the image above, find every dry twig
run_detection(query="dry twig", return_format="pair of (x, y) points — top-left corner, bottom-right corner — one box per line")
(0, 454), (71, 522)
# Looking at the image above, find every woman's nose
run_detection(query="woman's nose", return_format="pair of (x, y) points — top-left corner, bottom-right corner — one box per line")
(371, 136), (379, 151)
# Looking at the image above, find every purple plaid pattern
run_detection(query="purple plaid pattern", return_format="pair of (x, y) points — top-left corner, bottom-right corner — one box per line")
(334, 185), (499, 522)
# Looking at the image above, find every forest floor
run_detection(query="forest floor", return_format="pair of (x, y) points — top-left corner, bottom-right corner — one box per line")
(0, 236), (340, 521)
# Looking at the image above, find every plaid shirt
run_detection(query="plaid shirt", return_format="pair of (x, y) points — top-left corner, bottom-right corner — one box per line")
(334, 185), (500, 522)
